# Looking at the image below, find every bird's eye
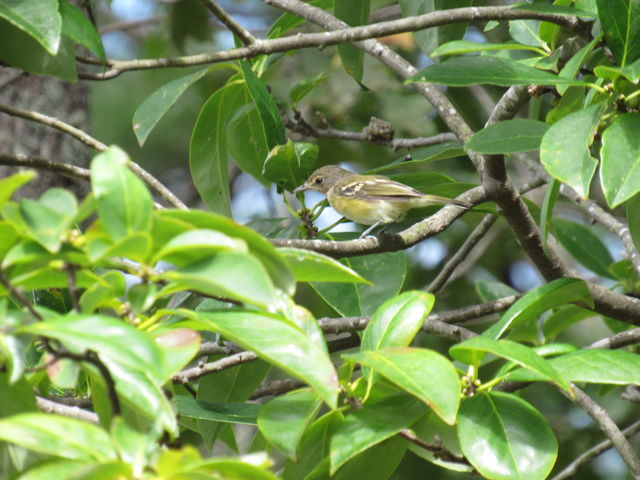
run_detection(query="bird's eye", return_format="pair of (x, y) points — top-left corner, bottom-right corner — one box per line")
(314, 176), (324, 185)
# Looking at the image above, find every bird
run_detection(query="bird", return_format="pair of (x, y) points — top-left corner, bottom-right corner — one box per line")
(294, 165), (471, 238)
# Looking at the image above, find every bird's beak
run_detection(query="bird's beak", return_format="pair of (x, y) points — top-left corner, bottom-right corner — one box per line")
(293, 184), (308, 194)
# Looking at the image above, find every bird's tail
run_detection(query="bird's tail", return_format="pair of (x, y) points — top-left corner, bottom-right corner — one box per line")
(418, 194), (471, 209)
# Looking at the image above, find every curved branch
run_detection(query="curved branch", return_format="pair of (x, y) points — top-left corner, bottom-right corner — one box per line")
(77, 5), (584, 80)
(36, 396), (99, 424)
(0, 103), (187, 210)
(201, 0), (256, 45)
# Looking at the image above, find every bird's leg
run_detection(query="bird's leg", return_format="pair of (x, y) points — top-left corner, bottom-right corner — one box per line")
(359, 221), (382, 239)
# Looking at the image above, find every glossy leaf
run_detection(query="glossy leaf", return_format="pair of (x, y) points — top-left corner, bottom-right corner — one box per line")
(361, 291), (434, 352)
(0, 0), (61, 54)
(133, 67), (210, 146)
(345, 347), (460, 424)
(596, 0), (640, 66)
(406, 56), (591, 87)
(600, 113), (640, 207)
(160, 253), (277, 309)
(239, 60), (286, 149)
(176, 395), (260, 424)
(507, 348), (640, 384)
(278, 247), (370, 283)
(432, 40), (544, 57)
(458, 392), (557, 480)
(262, 140), (318, 192)
(367, 141), (464, 173)
(183, 309), (339, 408)
(258, 389), (322, 459)
(0, 412), (116, 462)
(400, 0), (471, 58)
(153, 228), (248, 266)
(484, 278), (593, 340)
(476, 281), (518, 302)
(190, 82), (245, 216)
(557, 35), (600, 95)
(289, 72), (332, 105)
(540, 103), (605, 198)
(0, 170), (35, 209)
(450, 336), (571, 392)
(333, 436), (407, 480)
(90, 146), (153, 242)
(553, 218), (614, 278)
(334, 0), (369, 83)
(153, 328), (201, 382)
(156, 209), (295, 295)
(540, 178), (560, 254)
(60, 0), (105, 61)
(467, 119), (548, 154)
(329, 393), (423, 473)
(628, 194), (640, 251)
(311, 251), (406, 317)
(18, 314), (167, 383)
(11, 460), (130, 480)
(19, 188), (77, 253)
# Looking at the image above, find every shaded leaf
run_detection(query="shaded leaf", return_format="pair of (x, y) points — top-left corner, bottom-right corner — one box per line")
(600, 113), (640, 207)
(467, 119), (548, 154)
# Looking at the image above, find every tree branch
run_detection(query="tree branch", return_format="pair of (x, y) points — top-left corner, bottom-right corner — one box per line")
(551, 420), (640, 480)
(559, 384), (640, 478)
(200, 0), (256, 45)
(36, 396), (99, 424)
(76, 5), (584, 80)
(0, 103), (187, 210)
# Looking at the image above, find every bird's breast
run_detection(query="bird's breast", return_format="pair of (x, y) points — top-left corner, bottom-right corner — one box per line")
(329, 195), (409, 225)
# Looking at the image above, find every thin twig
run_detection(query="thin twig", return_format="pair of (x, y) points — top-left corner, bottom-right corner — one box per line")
(250, 378), (305, 399)
(173, 351), (258, 383)
(99, 15), (165, 34)
(0, 103), (187, 210)
(399, 428), (471, 468)
(200, 0), (256, 45)
(65, 264), (80, 312)
(0, 70), (27, 92)
(75, 6), (584, 80)
(0, 273), (43, 321)
(587, 327), (640, 349)
(559, 384), (640, 478)
(551, 420), (640, 480)
(36, 396), (99, 424)
(427, 214), (497, 294)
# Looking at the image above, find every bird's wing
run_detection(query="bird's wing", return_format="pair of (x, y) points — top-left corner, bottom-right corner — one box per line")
(351, 177), (424, 201)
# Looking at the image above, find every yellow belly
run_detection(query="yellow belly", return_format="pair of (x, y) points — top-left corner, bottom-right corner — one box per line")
(329, 196), (410, 225)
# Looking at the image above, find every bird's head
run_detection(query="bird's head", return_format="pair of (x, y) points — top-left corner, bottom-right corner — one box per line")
(294, 165), (353, 195)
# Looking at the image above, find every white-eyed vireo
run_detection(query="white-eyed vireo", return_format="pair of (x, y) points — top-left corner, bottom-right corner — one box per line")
(294, 165), (471, 237)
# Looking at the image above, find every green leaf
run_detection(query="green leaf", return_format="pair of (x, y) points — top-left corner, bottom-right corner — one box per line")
(600, 113), (640, 207)
(467, 119), (549, 154)
(0, 170), (35, 209)
(557, 35), (601, 95)
(345, 347), (460, 424)
(239, 60), (286, 149)
(366, 141), (464, 173)
(596, 0), (640, 66)
(361, 291), (434, 352)
(258, 389), (322, 460)
(60, 0), (105, 61)
(90, 146), (153, 241)
(183, 309), (339, 408)
(160, 252), (278, 309)
(400, 0), (471, 58)
(509, 19), (545, 48)
(153, 229), (248, 266)
(458, 392), (557, 480)
(176, 395), (260, 424)
(311, 251), (406, 317)
(450, 337), (572, 392)
(540, 178), (560, 254)
(432, 40), (545, 57)
(0, 413), (116, 462)
(262, 140), (318, 192)
(553, 218), (614, 278)
(197, 360), (269, 449)
(267, 0), (333, 39)
(11, 460), (131, 480)
(484, 278), (593, 340)
(507, 348), (640, 384)
(152, 328), (201, 382)
(333, 436), (407, 480)
(329, 393), (423, 473)
(289, 73), (332, 105)
(133, 68), (210, 146)
(190, 82), (245, 216)
(540, 103), (605, 198)
(334, 0), (370, 83)
(18, 314), (167, 384)
(476, 281), (519, 302)
(278, 247), (370, 283)
(628, 194), (640, 251)
(157, 209), (295, 295)
(19, 188), (77, 253)
(406, 56), (592, 87)
(0, 17), (76, 82)
(0, 0), (61, 54)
